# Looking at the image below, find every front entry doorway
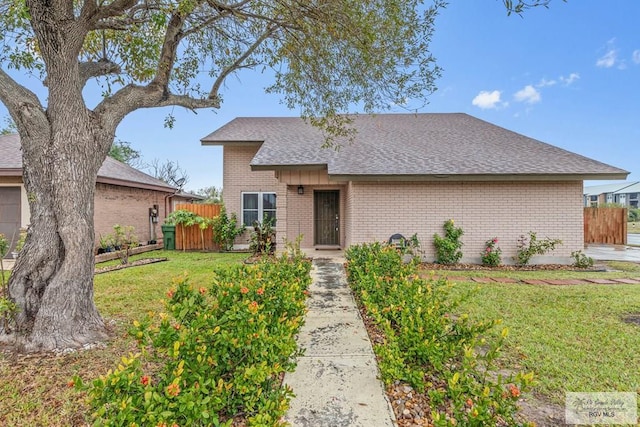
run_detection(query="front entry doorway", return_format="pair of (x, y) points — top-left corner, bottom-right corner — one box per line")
(314, 190), (339, 246)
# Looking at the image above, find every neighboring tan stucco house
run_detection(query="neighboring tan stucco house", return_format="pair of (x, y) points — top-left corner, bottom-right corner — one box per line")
(0, 133), (185, 254)
(202, 113), (628, 263)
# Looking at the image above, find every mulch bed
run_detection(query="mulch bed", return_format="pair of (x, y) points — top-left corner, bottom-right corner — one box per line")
(94, 258), (168, 274)
(420, 263), (604, 272)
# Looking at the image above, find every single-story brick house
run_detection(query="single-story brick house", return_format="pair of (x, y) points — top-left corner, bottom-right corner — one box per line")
(202, 113), (628, 263)
(0, 133), (188, 254)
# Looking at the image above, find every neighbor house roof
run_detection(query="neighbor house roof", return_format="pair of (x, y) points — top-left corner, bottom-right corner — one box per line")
(0, 134), (175, 192)
(583, 182), (639, 196)
(201, 113), (628, 181)
(613, 182), (640, 194)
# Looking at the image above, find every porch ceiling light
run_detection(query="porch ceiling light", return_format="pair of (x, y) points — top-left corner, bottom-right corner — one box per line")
(297, 185), (304, 195)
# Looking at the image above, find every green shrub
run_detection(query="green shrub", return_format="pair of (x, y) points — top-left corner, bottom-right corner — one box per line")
(433, 219), (464, 264)
(249, 216), (276, 255)
(0, 233), (8, 288)
(211, 206), (245, 251)
(112, 224), (138, 264)
(80, 255), (312, 426)
(345, 243), (534, 427)
(480, 237), (502, 267)
(571, 250), (594, 269)
(514, 232), (562, 265)
(629, 208), (640, 222)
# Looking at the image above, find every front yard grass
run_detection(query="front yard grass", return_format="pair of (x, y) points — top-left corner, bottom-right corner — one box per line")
(452, 277), (640, 403)
(628, 221), (640, 234)
(0, 250), (249, 427)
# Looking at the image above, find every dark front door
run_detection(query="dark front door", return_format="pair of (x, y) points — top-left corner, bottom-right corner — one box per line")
(314, 190), (339, 246)
(0, 187), (21, 257)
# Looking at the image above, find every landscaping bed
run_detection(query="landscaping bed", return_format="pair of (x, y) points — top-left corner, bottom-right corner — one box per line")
(420, 262), (604, 272)
(346, 243), (640, 427)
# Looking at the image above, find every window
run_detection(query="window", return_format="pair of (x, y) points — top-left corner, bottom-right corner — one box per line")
(242, 192), (276, 226)
(590, 195), (598, 202)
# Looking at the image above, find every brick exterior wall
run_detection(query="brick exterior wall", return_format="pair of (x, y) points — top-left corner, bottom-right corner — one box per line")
(222, 146), (287, 246)
(94, 183), (169, 246)
(1, 177), (172, 249)
(222, 146), (584, 263)
(345, 181), (584, 264)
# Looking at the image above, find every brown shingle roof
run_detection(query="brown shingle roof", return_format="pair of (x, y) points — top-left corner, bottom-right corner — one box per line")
(201, 113), (628, 180)
(0, 134), (175, 191)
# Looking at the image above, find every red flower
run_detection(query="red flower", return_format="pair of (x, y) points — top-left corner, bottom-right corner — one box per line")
(166, 382), (181, 397)
(173, 323), (180, 330)
(141, 375), (151, 386)
(256, 287), (264, 295)
(248, 301), (259, 313)
(240, 287), (249, 294)
(166, 289), (174, 299)
(199, 287), (207, 295)
(508, 384), (520, 398)
(67, 380), (75, 388)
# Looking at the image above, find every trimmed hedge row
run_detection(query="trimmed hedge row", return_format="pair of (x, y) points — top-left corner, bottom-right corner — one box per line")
(79, 255), (311, 427)
(345, 242), (534, 427)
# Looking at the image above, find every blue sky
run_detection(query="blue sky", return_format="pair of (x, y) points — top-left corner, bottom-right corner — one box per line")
(3, 1), (639, 191)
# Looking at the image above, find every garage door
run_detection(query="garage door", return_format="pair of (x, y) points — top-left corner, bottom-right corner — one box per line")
(0, 187), (21, 257)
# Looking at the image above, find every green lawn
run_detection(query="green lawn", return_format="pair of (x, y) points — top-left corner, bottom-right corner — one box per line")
(94, 250), (248, 320)
(0, 250), (248, 427)
(2, 251), (639, 424)
(629, 221), (640, 234)
(453, 277), (640, 403)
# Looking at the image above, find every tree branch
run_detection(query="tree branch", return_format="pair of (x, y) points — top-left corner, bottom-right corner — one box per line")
(209, 26), (275, 99)
(150, 10), (188, 89)
(0, 68), (47, 126)
(84, 0), (140, 23)
(80, 59), (121, 83)
(95, 83), (220, 130)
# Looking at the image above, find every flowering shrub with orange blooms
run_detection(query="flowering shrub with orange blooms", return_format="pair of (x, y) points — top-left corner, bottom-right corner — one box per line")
(78, 255), (311, 427)
(345, 242), (535, 427)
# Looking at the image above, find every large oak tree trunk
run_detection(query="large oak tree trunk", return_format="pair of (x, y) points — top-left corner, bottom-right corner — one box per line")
(7, 122), (111, 352)
(4, 8), (113, 350)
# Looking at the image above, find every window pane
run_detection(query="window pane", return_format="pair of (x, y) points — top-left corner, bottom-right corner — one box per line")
(243, 193), (258, 210)
(243, 211), (258, 226)
(263, 193), (276, 210)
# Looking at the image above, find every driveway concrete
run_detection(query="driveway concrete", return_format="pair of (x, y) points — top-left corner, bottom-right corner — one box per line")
(283, 258), (396, 427)
(585, 244), (640, 262)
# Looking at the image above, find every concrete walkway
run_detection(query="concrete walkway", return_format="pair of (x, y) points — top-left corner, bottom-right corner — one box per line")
(283, 258), (396, 427)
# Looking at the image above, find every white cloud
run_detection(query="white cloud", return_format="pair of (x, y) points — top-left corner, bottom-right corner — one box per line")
(596, 39), (619, 68)
(596, 49), (617, 68)
(514, 85), (541, 104)
(633, 50), (640, 64)
(537, 78), (557, 87)
(560, 72), (580, 85)
(471, 90), (503, 109)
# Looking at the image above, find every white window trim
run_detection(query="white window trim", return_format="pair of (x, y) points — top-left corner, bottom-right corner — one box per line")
(241, 192), (276, 226)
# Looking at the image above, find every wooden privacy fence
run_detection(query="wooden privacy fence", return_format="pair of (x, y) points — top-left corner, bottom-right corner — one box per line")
(584, 207), (627, 245)
(174, 203), (221, 251)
